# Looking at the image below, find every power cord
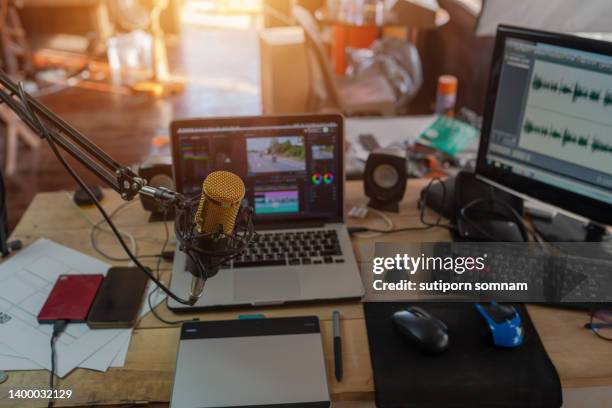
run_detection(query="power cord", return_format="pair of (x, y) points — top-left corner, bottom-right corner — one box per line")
(351, 208), (394, 238)
(48, 320), (68, 408)
(64, 191), (167, 261)
(349, 177), (458, 236)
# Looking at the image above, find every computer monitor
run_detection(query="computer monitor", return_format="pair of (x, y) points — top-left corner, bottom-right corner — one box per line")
(476, 25), (612, 241)
(171, 114), (344, 226)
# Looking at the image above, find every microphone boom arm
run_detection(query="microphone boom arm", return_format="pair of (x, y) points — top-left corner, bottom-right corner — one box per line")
(0, 70), (177, 202)
(0, 69), (255, 306)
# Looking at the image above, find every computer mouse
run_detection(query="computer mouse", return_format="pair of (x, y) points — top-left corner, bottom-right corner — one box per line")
(474, 302), (524, 348)
(392, 307), (449, 354)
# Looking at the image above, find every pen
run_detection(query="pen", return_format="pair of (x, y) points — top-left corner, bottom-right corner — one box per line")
(332, 310), (343, 382)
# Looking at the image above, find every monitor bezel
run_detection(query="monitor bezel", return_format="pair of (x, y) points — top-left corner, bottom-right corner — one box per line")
(476, 25), (612, 226)
(170, 113), (345, 225)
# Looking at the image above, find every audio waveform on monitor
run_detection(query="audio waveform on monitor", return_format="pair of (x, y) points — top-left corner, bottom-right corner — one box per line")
(523, 118), (612, 155)
(531, 74), (612, 107)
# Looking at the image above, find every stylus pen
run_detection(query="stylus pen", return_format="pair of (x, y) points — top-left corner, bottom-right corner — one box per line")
(332, 310), (343, 382)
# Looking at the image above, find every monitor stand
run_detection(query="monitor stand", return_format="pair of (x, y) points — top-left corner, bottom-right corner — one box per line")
(532, 213), (612, 259)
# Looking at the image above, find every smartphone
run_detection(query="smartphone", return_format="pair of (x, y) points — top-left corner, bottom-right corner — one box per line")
(87, 267), (149, 329)
(38, 274), (104, 324)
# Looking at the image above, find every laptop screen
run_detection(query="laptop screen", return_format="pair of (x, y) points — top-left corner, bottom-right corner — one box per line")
(171, 115), (344, 224)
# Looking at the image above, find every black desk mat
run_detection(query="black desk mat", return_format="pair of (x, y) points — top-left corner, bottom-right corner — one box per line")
(364, 303), (562, 408)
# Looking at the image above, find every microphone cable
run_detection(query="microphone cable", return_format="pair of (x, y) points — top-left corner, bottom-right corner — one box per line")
(15, 84), (198, 306)
(144, 206), (249, 325)
(146, 208), (200, 326)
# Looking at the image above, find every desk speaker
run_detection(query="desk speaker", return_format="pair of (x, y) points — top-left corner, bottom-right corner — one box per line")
(137, 156), (174, 217)
(364, 148), (407, 212)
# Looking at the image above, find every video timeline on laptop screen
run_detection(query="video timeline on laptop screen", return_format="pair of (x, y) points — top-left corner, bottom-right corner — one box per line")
(174, 121), (342, 222)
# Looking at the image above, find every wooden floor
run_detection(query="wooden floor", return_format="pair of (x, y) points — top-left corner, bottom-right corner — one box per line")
(3, 26), (260, 231)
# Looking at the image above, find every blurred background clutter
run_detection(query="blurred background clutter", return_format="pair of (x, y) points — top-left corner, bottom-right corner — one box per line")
(2, 0), (611, 231)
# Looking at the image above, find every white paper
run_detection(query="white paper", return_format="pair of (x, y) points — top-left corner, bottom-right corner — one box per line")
(0, 354), (43, 370)
(0, 340), (44, 370)
(0, 239), (119, 377)
(110, 334), (131, 368)
(78, 330), (131, 371)
(79, 285), (166, 371)
(0, 250), (166, 372)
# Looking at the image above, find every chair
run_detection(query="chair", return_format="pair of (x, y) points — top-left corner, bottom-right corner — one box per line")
(0, 0), (32, 76)
(0, 0), (39, 175)
(0, 104), (40, 175)
(291, 5), (397, 116)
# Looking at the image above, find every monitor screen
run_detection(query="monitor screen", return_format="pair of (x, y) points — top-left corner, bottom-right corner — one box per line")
(171, 115), (343, 224)
(477, 27), (612, 225)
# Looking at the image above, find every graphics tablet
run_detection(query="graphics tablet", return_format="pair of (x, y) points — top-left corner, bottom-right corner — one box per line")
(170, 316), (330, 408)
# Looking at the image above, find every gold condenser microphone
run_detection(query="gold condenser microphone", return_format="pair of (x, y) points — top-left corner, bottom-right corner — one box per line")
(189, 171), (246, 302)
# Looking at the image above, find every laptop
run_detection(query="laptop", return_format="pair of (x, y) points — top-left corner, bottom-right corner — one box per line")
(170, 317), (330, 408)
(168, 114), (364, 310)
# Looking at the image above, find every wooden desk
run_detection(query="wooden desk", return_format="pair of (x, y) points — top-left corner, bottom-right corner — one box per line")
(3, 180), (612, 407)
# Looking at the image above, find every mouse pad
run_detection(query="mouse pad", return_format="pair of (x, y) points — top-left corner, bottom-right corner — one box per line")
(364, 303), (562, 408)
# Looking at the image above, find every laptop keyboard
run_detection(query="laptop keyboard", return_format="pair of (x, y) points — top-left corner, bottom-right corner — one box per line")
(226, 229), (345, 268)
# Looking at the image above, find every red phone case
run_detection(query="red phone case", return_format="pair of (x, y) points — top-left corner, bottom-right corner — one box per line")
(37, 274), (104, 323)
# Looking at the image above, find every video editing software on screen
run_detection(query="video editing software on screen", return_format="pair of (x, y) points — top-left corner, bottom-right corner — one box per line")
(175, 121), (341, 221)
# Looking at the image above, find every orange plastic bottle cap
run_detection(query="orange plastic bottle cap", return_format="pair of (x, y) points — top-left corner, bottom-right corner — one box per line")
(437, 75), (458, 94)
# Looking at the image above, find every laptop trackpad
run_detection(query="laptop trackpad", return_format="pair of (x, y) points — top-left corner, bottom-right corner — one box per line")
(234, 269), (301, 302)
